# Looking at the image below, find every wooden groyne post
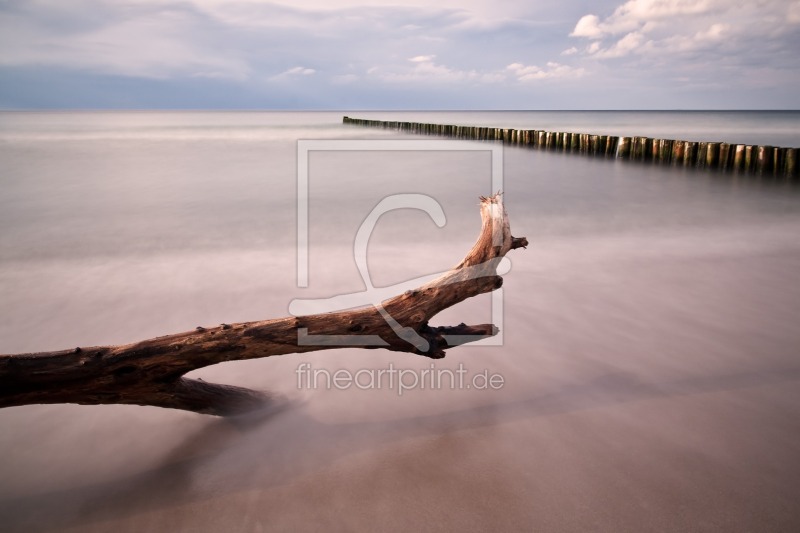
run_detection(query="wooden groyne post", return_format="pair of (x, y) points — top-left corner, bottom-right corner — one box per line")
(342, 116), (799, 180)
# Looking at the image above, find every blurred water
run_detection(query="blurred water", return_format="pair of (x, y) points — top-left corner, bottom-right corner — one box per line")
(1, 111), (800, 532)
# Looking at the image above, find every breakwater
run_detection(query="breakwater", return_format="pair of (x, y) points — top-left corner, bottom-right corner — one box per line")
(343, 116), (799, 179)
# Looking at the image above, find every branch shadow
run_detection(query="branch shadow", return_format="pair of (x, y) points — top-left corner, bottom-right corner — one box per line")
(2, 365), (800, 531)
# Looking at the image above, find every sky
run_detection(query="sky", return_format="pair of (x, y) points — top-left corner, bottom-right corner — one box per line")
(0, 0), (799, 109)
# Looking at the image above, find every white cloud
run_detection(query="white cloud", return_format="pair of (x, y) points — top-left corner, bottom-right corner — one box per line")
(561, 47), (578, 56)
(286, 66), (316, 75)
(375, 59), (490, 83)
(571, 0), (719, 39)
(506, 61), (584, 81)
(570, 0), (800, 62)
(367, 55), (516, 84)
(571, 14), (604, 39)
(270, 66), (316, 81)
(409, 55), (436, 62)
(593, 31), (645, 59)
(613, 0), (715, 20)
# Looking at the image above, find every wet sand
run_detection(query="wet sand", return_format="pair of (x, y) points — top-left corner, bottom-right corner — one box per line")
(2, 222), (800, 532)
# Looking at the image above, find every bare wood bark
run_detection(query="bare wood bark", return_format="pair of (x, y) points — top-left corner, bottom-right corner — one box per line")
(0, 195), (527, 416)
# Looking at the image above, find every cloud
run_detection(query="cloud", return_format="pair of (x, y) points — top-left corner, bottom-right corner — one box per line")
(0, 0), (797, 109)
(269, 66), (316, 81)
(370, 57), (505, 84)
(571, 14), (604, 39)
(653, 22), (729, 55)
(0, 2), (252, 80)
(0, 1), (549, 86)
(285, 67), (316, 75)
(506, 62), (584, 81)
(570, 0), (718, 39)
(189, 0), (540, 32)
(569, 0), (800, 63)
(592, 31), (645, 59)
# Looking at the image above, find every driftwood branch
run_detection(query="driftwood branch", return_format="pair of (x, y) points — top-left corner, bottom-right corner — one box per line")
(0, 195), (527, 416)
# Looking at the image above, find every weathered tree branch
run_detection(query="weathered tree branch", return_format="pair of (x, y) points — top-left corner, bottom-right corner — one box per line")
(0, 195), (527, 416)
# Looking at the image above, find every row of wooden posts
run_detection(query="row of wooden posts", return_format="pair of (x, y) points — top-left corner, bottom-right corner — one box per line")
(343, 116), (799, 179)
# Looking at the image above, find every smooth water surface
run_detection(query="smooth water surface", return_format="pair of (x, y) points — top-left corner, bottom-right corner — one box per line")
(1, 111), (800, 532)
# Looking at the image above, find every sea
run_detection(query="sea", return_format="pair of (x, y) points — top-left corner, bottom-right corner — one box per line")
(1, 110), (800, 532)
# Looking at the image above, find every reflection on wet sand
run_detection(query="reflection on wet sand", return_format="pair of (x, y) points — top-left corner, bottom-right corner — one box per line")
(3, 363), (800, 531)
